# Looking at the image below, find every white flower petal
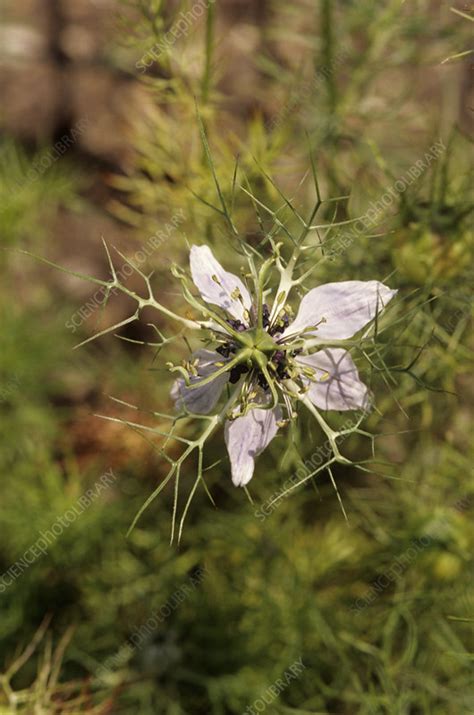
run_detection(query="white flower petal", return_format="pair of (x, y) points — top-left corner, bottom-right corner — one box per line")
(225, 406), (282, 486)
(296, 349), (370, 411)
(190, 245), (252, 323)
(283, 281), (397, 340)
(171, 349), (228, 414)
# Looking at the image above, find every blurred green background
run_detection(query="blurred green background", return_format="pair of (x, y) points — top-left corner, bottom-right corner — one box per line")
(0, 0), (472, 713)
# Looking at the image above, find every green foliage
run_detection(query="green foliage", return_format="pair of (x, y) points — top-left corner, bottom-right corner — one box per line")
(0, 139), (82, 251)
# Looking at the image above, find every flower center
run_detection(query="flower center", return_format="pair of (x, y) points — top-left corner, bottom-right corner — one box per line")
(245, 328), (279, 353)
(217, 308), (293, 387)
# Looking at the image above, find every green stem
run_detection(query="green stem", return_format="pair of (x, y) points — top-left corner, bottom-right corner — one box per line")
(269, 250), (300, 324)
(299, 393), (350, 464)
(321, 0), (338, 116)
(129, 385), (241, 540)
(178, 277), (248, 341)
(256, 258), (273, 329)
(202, 2), (216, 103)
(301, 337), (367, 350)
(18, 249), (199, 330)
(260, 363), (280, 410)
(176, 385), (241, 542)
(186, 349), (252, 390)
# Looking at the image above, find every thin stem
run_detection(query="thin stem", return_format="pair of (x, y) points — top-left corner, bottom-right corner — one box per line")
(301, 337), (371, 351)
(18, 249), (199, 331)
(185, 349), (251, 391)
(299, 393), (350, 464)
(269, 249), (300, 323)
(256, 257), (273, 329)
(320, 0), (338, 116)
(201, 1), (216, 103)
(178, 277), (246, 341)
(260, 363), (280, 410)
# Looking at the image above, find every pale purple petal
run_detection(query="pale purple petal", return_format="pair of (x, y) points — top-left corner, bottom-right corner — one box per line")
(190, 245), (252, 323)
(225, 406), (282, 486)
(171, 349), (228, 414)
(296, 349), (370, 411)
(283, 281), (397, 340)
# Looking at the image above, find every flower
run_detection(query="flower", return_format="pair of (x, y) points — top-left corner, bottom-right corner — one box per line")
(171, 245), (397, 487)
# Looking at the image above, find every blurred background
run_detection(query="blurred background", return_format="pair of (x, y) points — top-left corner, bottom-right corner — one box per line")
(0, 0), (472, 713)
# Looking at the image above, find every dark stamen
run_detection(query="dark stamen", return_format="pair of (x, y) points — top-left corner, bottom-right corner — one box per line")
(216, 343), (234, 358)
(229, 364), (249, 384)
(227, 318), (246, 332)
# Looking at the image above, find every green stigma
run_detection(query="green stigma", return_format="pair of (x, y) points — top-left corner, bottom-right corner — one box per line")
(236, 327), (278, 352)
(232, 327), (278, 371)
